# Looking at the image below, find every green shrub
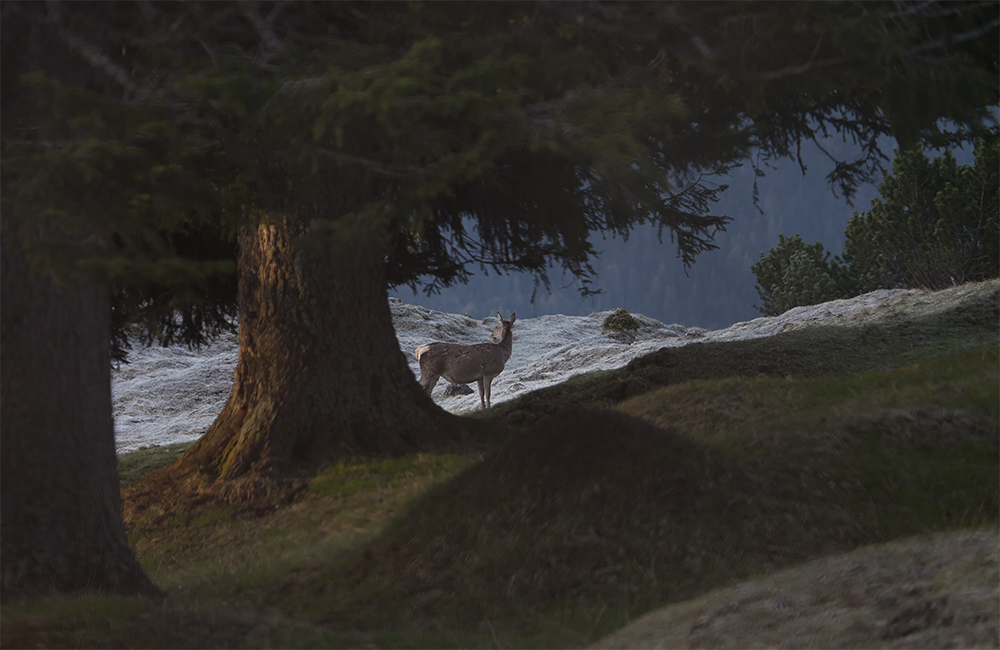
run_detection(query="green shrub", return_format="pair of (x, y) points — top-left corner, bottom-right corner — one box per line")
(751, 234), (855, 316)
(843, 135), (999, 292)
(753, 132), (999, 312)
(601, 307), (641, 335)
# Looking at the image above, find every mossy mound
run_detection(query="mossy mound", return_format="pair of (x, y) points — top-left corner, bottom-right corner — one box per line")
(322, 411), (771, 627)
(593, 528), (1000, 649)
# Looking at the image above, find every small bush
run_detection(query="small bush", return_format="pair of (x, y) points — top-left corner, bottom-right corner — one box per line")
(752, 234), (855, 316)
(601, 307), (640, 335)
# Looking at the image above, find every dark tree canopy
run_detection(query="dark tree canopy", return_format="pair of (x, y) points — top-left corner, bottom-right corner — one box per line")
(4, 1), (997, 319)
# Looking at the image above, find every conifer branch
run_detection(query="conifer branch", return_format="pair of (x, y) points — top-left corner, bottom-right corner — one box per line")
(906, 18), (1000, 56)
(240, 2), (286, 54)
(886, 0), (996, 22)
(54, 28), (139, 97)
(884, 0), (939, 21)
(307, 146), (454, 180)
(750, 34), (850, 81)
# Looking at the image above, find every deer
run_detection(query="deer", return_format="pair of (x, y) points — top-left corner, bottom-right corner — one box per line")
(414, 311), (516, 409)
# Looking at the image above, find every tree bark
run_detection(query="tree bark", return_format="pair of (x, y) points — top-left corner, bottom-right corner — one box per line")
(171, 215), (464, 483)
(0, 222), (161, 599)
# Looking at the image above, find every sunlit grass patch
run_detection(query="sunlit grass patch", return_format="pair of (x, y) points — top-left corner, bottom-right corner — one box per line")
(308, 452), (477, 499)
(117, 441), (193, 485)
(127, 451), (480, 610)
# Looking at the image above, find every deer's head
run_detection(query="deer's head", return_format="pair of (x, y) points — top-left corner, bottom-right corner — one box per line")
(492, 311), (516, 342)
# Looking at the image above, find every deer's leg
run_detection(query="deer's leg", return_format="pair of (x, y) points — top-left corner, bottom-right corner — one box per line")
(483, 375), (494, 409)
(418, 373), (440, 397)
(476, 377), (486, 409)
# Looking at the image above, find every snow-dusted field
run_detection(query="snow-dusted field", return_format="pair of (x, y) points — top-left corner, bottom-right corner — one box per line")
(112, 284), (969, 454)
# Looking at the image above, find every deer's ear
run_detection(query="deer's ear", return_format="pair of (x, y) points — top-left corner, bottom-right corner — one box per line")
(496, 310), (502, 321)
(509, 313), (516, 325)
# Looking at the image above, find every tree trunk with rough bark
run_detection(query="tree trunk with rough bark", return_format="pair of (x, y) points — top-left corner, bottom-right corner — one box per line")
(171, 214), (464, 484)
(0, 222), (161, 599)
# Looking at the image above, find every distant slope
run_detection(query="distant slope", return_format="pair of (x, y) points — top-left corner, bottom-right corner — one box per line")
(486, 279), (998, 427)
(112, 280), (998, 451)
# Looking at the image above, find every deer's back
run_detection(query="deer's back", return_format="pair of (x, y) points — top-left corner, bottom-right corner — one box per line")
(416, 341), (508, 384)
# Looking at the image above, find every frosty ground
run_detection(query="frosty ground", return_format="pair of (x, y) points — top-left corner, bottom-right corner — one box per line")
(112, 286), (932, 453)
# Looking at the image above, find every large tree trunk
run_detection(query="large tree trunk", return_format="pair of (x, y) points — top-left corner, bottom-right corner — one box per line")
(0, 224), (161, 599)
(171, 215), (464, 483)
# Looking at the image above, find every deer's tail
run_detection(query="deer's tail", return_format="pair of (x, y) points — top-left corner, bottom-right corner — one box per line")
(415, 344), (431, 361)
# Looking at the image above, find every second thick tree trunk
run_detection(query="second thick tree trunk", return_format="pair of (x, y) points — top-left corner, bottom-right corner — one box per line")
(173, 216), (463, 482)
(1, 224), (160, 598)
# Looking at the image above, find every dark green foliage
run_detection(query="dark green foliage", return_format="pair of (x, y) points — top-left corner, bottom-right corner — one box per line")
(843, 134), (1000, 291)
(1, 6), (241, 358)
(752, 130), (999, 315)
(5, 1), (998, 294)
(107, 221), (238, 365)
(751, 234), (855, 316)
(2, 1), (997, 352)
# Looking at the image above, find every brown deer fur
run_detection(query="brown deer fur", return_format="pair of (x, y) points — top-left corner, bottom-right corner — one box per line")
(415, 311), (516, 409)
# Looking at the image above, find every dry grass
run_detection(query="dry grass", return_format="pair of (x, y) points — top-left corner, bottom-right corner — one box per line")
(593, 529), (999, 649)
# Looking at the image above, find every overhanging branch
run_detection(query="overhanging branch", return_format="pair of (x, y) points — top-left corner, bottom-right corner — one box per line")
(750, 33), (851, 81)
(307, 145), (458, 180)
(907, 17), (1000, 56)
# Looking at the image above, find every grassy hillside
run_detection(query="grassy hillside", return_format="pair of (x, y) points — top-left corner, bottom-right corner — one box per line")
(485, 279), (998, 428)
(594, 528), (998, 649)
(2, 280), (997, 649)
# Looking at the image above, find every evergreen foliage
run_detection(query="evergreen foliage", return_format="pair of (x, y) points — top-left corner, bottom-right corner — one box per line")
(751, 234), (855, 317)
(4, 1), (998, 329)
(752, 130), (999, 315)
(1, 7), (241, 358)
(843, 133), (1000, 291)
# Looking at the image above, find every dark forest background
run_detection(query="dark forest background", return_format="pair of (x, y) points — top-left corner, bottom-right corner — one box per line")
(391, 138), (975, 329)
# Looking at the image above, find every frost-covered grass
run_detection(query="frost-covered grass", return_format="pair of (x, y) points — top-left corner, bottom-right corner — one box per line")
(4, 280), (997, 649)
(111, 279), (998, 451)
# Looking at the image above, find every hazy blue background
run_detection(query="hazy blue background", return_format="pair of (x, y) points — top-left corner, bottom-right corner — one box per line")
(390, 139), (974, 329)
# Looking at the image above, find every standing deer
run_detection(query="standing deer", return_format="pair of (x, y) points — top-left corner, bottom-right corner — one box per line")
(415, 311), (516, 409)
